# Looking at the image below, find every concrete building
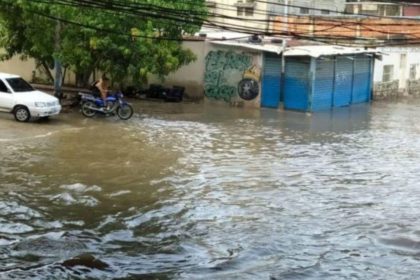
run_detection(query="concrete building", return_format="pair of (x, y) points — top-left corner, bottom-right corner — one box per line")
(206, 0), (347, 34)
(268, 0), (346, 16)
(373, 47), (420, 98)
(343, 1), (420, 97)
(206, 0), (269, 32)
(346, 1), (420, 17)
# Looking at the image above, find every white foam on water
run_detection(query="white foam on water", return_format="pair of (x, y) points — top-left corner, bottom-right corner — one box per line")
(32, 220), (63, 229)
(60, 183), (102, 193)
(0, 222), (33, 234)
(103, 230), (135, 243)
(0, 201), (42, 218)
(108, 190), (131, 197)
(50, 193), (77, 205)
(0, 127), (83, 142)
(0, 238), (13, 246)
(79, 196), (100, 207)
(50, 192), (99, 207)
(63, 220), (85, 226)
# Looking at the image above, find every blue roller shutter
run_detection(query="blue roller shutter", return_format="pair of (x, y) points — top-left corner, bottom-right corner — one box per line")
(312, 58), (334, 111)
(284, 57), (310, 111)
(261, 53), (282, 108)
(352, 56), (372, 104)
(334, 56), (353, 107)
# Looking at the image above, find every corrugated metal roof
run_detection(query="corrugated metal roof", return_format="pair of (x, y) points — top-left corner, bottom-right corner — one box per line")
(284, 45), (377, 57)
(198, 29), (252, 40)
(204, 30), (378, 57)
(210, 40), (284, 54)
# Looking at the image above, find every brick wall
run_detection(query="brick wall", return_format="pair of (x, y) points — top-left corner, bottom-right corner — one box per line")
(273, 16), (420, 41)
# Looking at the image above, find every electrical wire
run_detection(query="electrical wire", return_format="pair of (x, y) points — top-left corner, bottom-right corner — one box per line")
(2, 0), (420, 47)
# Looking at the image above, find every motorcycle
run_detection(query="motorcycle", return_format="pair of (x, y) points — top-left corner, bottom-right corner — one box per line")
(79, 91), (134, 120)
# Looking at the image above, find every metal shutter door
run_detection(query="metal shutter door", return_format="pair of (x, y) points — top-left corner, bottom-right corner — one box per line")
(261, 53), (282, 108)
(334, 56), (353, 107)
(284, 57), (310, 111)
(312, 58), (334, 111)
(352, 56), (372, 104)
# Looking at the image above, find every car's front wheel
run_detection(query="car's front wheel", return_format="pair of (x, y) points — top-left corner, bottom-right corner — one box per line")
(14, 106), (31, 122)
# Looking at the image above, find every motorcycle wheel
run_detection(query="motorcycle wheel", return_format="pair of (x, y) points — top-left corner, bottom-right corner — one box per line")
(117, 104), (134, 120)
(81, 101), (96, 118)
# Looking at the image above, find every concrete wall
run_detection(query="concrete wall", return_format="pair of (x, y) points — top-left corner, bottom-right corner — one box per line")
(0, 55), (37, 82)
(0, 50), (76, 85)
(408, 79), (420, 96)
(0, 42), (206, 98)
(207, 0), (269, 32)
(148, 41), (206, 99)
(203, 43), (263, 108)
(269, 0), (345, 15)
(373, 47), (420, 98)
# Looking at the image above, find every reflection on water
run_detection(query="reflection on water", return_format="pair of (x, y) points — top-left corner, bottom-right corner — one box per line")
(1, 100), (420, 279)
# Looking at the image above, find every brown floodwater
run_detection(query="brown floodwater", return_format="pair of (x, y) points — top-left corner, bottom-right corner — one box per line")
(1, 99), (420, 279)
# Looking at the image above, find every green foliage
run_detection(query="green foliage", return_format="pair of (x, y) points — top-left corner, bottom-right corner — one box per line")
(0, 0), (207, 86)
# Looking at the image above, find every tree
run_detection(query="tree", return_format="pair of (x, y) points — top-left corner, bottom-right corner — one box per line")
(0, 0), (206, 89)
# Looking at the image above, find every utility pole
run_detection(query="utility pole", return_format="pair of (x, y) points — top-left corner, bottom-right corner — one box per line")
(284, 0), (289, 35)
(282, 0), (289, 79)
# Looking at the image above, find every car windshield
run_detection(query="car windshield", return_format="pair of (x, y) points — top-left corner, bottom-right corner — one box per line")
(6, 78), (34, 92)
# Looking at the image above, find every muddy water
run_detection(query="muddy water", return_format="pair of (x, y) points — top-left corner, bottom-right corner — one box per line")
(1, 100), (420, 279)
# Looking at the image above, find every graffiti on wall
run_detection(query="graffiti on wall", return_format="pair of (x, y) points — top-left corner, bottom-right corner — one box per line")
(238, 65), (261, 101)
(204, 50), (253, 102)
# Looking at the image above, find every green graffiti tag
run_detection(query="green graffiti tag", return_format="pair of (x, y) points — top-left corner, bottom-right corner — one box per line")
(204, 50), (252, 102)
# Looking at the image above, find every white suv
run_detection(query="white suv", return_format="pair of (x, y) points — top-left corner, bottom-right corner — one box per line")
(0, 72), (61, 122)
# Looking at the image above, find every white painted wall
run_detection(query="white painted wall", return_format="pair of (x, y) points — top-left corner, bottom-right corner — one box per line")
(374, 47), (420, 90)
(0, 49), (76, 85)
(148, 41), (207, 98)
(207, 0), (269, 32)
(269, 0), (346, 15)
(0, 55), (37, 82)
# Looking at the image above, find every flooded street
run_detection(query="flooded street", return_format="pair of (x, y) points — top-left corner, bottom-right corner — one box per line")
(1, 99), (420, 279)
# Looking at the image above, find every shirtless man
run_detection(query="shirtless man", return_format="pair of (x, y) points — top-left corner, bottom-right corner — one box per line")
(95, 75), (110, 107)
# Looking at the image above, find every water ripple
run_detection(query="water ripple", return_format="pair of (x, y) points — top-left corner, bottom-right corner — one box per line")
(2, 101), (420, 279)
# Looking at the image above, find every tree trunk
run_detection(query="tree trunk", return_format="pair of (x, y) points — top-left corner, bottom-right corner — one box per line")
(76, 72), (92, 88)
(40, 61), (54, 83)
(61, 66), (67, 86)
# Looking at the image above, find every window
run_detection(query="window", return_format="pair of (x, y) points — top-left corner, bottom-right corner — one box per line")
(0, 80), (8, 93)
(236, 0), (254, 17)
(410, 64), (418, 80)
(345, 5), (355, 14)
(237, 7), (243, 16)
(300, 7), (309, 14)
(385, 5), (400, 16)
(245, 7), (254, 16)
(383, 65), (394, 82)
(321, 10), (330, 15)
(237, 7), (254, 16)
(361, 4), (379, 16)
(6, 78), (34, 92)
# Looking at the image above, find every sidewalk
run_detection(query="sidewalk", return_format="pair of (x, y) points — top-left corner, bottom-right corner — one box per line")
(31, 83), (85, 111)
(32, 83), (86, 95)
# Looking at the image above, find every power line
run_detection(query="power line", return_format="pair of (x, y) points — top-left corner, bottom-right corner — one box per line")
(3, 0), (420, 47)
(257, 0), (420, 20)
